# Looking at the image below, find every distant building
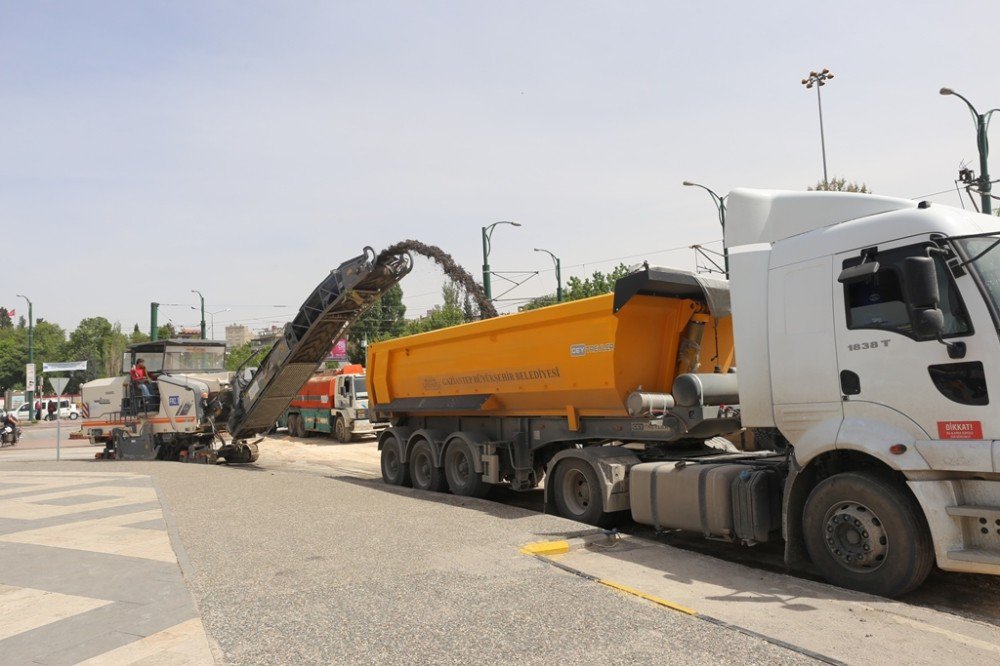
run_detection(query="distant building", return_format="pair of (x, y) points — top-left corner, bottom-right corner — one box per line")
(176, 327), (201, 340)
(226, 324), (252, 349)
(252, 325), (283, 350)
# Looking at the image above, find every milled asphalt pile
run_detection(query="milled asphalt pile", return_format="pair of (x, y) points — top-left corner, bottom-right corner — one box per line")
(1, 460), (815, 665)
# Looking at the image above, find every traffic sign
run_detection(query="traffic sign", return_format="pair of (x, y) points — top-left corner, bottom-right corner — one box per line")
(50, 377), (69, 396)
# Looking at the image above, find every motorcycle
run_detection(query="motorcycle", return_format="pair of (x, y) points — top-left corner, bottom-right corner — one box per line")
(1, 423), (20, 447)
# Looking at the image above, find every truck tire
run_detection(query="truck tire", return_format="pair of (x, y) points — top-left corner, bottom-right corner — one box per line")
(380, 434), (411, 486)
(552, 459), (613, 527)
(803, 470), (934, 597)
(409, 440), (447, 492)
(444, 439), (490, 498)
(335, 416), (351, 443)
(287, 414), (299, 438)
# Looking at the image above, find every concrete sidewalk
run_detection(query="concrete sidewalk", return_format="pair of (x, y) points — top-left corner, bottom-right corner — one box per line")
(0, 470), (215, 664)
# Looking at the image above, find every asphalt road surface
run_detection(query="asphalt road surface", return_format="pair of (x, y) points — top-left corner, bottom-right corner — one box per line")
(4, 433), (1000, 664)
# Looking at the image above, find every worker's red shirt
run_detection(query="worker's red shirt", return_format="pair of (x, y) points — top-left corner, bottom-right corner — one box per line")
(130, 366), (148, 382)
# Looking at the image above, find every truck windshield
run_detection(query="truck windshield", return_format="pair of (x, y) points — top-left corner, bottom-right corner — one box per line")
(162, 347), (226, 372)
(955, 236), (1000, 315)
(354, 376), (367, 398)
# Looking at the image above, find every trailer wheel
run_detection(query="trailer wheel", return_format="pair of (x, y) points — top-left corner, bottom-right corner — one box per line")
(380, 434), (411, 486)
(335, 417), (351, 443)
(553, 459), (613, 527)
(287, 414), (300, 438)
(444, 439), (490, 498)
(409, 440), (447, 492)
(803, 471), (934, 597)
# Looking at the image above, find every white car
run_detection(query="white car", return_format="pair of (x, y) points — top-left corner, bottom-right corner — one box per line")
(15, 401), (81, 420)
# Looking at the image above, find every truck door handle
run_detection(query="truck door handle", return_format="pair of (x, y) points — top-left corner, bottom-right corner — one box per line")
(840, 370), (861, 396)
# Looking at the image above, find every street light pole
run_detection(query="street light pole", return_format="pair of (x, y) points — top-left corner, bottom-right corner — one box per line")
(481, 221), (521, 301)
(940, 87), (999, 215)
(16, 294), (33, 423)
(193, 307), (231, 339)
(191, 290), (206, 339)
(801, 68), (835, 186)
(534, 248), (562, 302)
(683, 181), (729, 278)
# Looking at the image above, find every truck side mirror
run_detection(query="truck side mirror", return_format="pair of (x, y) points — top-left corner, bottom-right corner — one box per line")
(903, 256), (940, 308)
(911, 307), (945, 338)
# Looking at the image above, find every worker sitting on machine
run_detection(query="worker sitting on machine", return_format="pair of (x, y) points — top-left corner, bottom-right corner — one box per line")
(130, 358), (155, 412)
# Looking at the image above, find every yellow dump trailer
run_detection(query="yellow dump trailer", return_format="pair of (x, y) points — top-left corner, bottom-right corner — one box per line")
(368, 266), (754, 527)
(369, 292), (734, 420)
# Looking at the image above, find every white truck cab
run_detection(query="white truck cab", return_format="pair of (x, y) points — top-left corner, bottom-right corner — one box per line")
(727, 189), (1000, 589)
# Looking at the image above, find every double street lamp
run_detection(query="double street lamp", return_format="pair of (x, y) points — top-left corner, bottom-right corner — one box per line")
(801, 68), (835, 185)
(16, 294), (34, 423)
(191, 306), (231, 340)
(534, 248), (563, 303)
(940, 87), (999, 215)
(481, 221), (521, 301)
(683, 181), (729, 278)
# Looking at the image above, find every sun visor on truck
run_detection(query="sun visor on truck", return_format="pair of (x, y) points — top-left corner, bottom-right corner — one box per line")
(613, 265), (731, 318)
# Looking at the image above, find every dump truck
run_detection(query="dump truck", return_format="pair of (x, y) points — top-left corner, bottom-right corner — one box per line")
(283, 364), (387, 442)
(368, 188), (1000, 597)
(81, 248), (411, 463)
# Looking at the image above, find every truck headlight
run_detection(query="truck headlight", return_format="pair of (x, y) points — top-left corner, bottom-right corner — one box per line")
(356, 409), (368, 419)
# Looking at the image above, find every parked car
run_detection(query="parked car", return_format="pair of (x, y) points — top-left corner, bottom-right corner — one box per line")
(23, 400), (81, 420)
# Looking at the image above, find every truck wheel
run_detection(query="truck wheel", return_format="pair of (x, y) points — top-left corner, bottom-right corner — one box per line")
(335, 417), (351, 443)
(409, 440), (447, 492)
(287, 414), (299, 438)
(553, 459), (613, 527)
(380, 434), (411, 486)
(444, 439), (490, 498)
(803, 471), (934, 597)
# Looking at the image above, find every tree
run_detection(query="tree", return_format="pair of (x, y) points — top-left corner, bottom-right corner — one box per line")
(225, 341), (270, 372)
(64, 317), (128, 391)
(809, 178), (871, 193)
(130, 324), (151, 344)
(0, 308), (11, 330)
(404, 283), (468, 335)
(346, 285), (406, 364)
(564, 264), (631, 301)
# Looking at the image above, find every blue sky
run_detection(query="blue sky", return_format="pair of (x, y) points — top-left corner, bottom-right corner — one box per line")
(2, 1), (999, 333)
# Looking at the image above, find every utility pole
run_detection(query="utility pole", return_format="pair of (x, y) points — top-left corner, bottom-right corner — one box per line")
(801, 68), (835, 186)
(683, 181), (729, 278)
(192, 290), (206, 339)
(150, 302), (159, 341)
(534, 248), (563, 302)
(940, 87), (999, 215)
(16, 294), (33, 423)
(481, 221), (521, 301)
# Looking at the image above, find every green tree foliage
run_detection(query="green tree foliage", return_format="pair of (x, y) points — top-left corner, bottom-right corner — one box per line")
(225, 341), (271, 372)
(0, 308), (12, 330)
(0, 320), (67, 394)
(521, 264), (631, 311)
(403, 283), (468, 335)
(63, 317), (129, 391)
(808, 178), (871, 193)
(346, 285), (406, 364)
(130, 324), (151, 344)
(564, 264), (631, 300)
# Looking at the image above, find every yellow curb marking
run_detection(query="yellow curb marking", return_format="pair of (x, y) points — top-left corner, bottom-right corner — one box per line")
(598, 579), (698, 615)
(520, 540), (698, 616)
(519, 540), (570, 556)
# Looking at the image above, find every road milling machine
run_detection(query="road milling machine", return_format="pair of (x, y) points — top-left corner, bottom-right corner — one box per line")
(82, 247), (411, 463)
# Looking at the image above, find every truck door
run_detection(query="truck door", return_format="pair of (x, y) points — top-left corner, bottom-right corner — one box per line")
(336, 376), (351, 410)
(832, 239), (995, 447)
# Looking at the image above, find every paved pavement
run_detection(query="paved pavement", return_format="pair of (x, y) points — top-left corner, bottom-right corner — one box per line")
(0, 469), (215, 664)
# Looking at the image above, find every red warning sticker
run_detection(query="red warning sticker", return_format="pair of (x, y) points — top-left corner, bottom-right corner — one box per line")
(937, 421), (983, 440)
